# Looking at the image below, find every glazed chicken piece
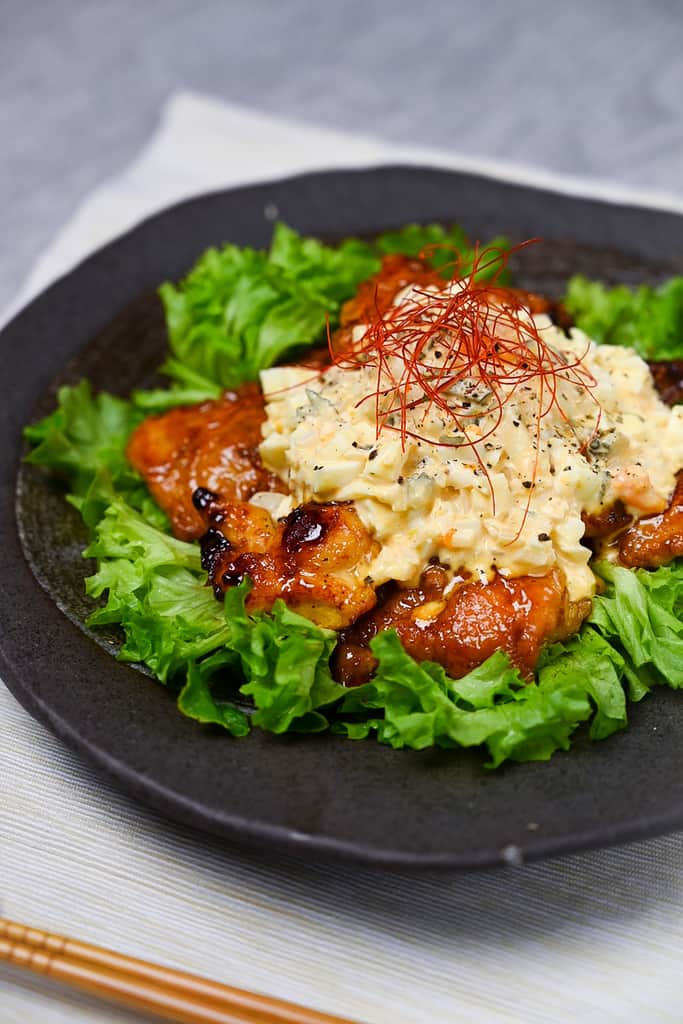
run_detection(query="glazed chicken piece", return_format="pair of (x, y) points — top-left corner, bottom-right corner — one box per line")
(647, 360), (683, 407)
(582, 502), (632, 540)
(334, 564), (590, 685)
(618, 473), (683, 568)
(197, 493), (379, 630)
(126, 382), (286, 540)
(331, 254), (444, 351)
(333, 253), (571, 350)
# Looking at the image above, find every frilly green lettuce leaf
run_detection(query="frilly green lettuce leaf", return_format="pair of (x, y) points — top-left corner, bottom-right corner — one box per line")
(224, 583), (345, 733)
(564, 275), (683, 359)
(178, 658), (249, 736)
(157, 222), (379, 393)
(374, 224), (511, 282)
(157, 221), (512, 395)
(84, 500), (231, 679)
(25, 380), (144, 498)
(83, 500), (247, 736)
(589, 561), (683, 697)
(334, 627), (626, 767)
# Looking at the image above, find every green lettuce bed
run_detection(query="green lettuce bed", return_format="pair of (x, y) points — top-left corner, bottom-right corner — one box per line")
(24, 223), (683, 767)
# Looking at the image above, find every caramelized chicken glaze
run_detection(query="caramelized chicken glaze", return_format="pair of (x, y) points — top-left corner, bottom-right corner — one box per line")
(334, 564), (589, 685)
(333, 254), (443, 348)
(198, 494), (378, 630)
(646, 360), (683, 408)
(127, 382), (286, 540)
(618, 473), (683, 568)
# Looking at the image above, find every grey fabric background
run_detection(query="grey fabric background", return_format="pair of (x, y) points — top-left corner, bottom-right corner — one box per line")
(2, 0), (683, 314)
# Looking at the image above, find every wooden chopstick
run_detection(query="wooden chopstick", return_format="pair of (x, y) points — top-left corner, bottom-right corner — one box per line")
(0, 917), (359, 1024)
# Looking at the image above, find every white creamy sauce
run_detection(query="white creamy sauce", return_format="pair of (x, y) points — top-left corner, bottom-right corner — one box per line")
(256, 282), (683, 602)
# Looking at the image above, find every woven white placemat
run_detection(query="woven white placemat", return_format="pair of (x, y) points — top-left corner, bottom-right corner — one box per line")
(2, 92), (683, 1024)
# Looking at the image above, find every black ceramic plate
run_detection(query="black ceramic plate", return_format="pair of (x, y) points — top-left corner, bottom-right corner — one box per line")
(3, 166), (683, 870)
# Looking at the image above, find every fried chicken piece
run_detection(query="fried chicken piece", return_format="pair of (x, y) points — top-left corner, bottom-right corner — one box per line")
(582, 502), (632, 540)
(198, 495), (379, 630)
(647, 360), (683, 407)
(332, 254), (573, 350)
(126, 382), (286, 540)
(334, 564), (590, 686)
(331, 254), (444, 352)
(617, 473), (683, 568)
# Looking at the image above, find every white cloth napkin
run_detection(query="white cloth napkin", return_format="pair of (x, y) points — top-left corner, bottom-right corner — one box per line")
(3, 91), (683, 1024)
